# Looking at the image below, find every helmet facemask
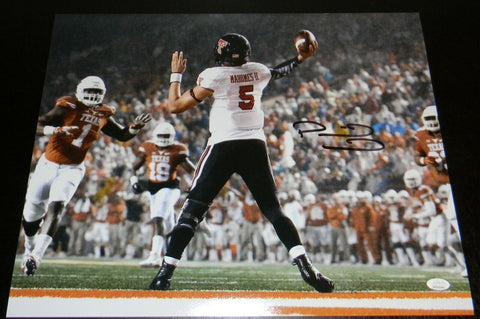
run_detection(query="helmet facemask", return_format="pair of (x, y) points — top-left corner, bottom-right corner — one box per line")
(76, 76), (106, 107)
(397, 190), (410, 204)
(437, 184), (450, 199)
(152, 123), (175, 147)
(383, 189), (397, 204)
(403, 170), (422, 189)
(154, 133), (174, 147)
(422, 105), (440, 133)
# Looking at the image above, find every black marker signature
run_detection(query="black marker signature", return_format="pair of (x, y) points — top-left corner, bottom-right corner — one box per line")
(292, 120), (385, 151)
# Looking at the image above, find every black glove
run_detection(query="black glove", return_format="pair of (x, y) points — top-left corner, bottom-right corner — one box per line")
(132, 183), (143, 194)
(130, 176), (144, 194)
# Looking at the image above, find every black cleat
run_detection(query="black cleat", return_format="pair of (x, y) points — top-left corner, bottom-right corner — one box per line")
(293, 254), (334, 293)
(22, 255), (39, 276)
(149, 261), (176, 290)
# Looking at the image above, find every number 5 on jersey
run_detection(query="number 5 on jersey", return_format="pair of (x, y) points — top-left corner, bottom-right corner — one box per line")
(239, 85), (254, 110)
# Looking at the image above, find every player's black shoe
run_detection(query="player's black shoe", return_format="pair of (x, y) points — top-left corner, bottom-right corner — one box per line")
(22, 255), (39, 276)
(293, 254), (334, 293)
(149, 261), (176, 290)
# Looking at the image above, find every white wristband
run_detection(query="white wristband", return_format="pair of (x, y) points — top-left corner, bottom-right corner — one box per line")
(170, 73), (182, 83)
(419, 157), (425, 165)
(43, 126), (56, 136)
(128, 126), (140, 135)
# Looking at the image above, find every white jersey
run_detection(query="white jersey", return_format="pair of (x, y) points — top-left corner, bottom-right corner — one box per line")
(284, 200), (306, 230)
(197, 62), (272, 145)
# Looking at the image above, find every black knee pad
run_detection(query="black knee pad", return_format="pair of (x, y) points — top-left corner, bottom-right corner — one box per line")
(166, 201), (210, 260)
(180, 199), (210, 223)
(176, 214), (200, 234)
(22, 217), (43, 236)
(173, 199), (209, 234)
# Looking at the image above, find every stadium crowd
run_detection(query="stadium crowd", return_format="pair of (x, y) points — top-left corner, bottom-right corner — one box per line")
(17, 14), (464, 270)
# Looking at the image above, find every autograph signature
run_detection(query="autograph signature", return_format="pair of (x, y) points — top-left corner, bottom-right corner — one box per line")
(292, 120), (385, 151)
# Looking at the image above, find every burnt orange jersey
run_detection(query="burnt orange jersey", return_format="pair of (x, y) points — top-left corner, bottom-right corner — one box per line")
(106, 201), (126, 224)
(242, 201), (262, 223)
(351, 203), (374, 232)
(411, 184), (434, 201)
(306, 202), (329, 226)
(371, 203), (388, 230)
(326, 204), (348, 228)
(410, 184), (443, 216)
(45, 97), (115, 164)
(138, 141), (189, 185)
(414, 129), (449, 182)
(72, 198), (95, 222)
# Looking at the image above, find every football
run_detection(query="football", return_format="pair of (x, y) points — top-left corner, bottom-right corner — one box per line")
(294, 29), (317, 54)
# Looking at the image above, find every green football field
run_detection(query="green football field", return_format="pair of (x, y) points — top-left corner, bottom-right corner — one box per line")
(8, 256), (471, 292)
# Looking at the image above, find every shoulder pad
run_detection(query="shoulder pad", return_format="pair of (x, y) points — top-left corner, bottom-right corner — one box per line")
(56, 96), (78, 109)
(176, 143), (190, 156)
(96, 104), (116, 116)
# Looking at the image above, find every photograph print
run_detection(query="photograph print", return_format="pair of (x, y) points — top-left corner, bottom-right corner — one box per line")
(5, 12), (476, 317)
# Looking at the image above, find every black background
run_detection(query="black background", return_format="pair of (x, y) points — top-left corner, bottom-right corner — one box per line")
(2, 1), (479, 318)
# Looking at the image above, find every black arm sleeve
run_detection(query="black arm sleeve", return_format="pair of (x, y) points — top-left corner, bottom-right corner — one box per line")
(269, 56), (302, 81)
(101, 117), (136, 142)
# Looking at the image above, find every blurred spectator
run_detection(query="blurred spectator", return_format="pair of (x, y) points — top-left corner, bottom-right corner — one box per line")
(68, 183), (95, 256)
(304, 194), (330, 263)
(50, 206), (71, 258)
(105, 194), (126, 258)
(326, 192), (350, 264)
(121, 193), (148, 258)
(239, 193), (266, 262)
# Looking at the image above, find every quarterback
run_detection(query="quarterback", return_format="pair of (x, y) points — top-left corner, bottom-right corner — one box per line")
(21, 76), (152, 276)
(148, 32), (334, 293)
(130, 122), (195, 267)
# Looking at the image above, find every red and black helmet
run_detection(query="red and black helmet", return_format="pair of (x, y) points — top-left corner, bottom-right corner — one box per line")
(214, 33), (251, 66)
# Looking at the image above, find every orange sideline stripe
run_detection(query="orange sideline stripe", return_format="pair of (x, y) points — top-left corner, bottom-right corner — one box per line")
(9, 288), (472, 300)
(273, 306), (474, 316)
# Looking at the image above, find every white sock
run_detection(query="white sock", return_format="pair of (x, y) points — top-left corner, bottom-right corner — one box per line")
(164, 256), (179, 266)
(32, 234), (52, 260)
(151, 235), (164, 257)
(288, 245), (306, 259)
(24, 235), (36, 253)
